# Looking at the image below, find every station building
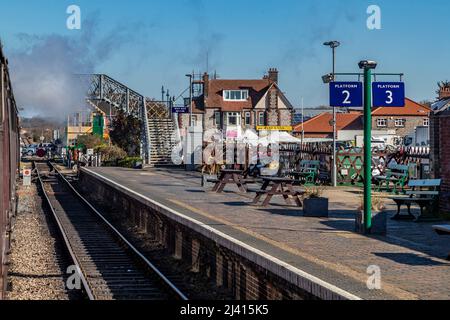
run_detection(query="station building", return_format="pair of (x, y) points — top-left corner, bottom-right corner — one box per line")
(180, 68), (294, 139)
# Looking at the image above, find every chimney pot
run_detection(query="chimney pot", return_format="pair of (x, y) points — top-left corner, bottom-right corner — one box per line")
(267, 68), (279, 84)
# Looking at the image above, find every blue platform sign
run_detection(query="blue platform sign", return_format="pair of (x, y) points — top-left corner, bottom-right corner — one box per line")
(329, 82), (363, 107)
(171, 105), (189, 114)
(372, 82), (405, 107)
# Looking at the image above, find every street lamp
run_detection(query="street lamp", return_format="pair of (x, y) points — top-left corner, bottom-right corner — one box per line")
(185, 74), (193, 126)
(323, 41), (340, 187)
(359, 59), (377, 234)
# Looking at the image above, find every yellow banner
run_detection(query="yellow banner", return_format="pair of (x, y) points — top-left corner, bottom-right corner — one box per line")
(256, 126), (293, 131)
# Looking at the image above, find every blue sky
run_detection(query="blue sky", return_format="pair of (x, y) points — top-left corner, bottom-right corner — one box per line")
(1, 0), (449, 110)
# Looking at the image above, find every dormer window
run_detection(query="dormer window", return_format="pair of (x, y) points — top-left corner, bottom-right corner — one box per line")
(223, 90), (249, 101)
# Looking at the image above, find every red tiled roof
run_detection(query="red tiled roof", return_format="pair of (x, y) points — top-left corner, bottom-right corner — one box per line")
(293, 112), (363, 134)
(372, 98), (430, 116)
(205, 79), (273, 110)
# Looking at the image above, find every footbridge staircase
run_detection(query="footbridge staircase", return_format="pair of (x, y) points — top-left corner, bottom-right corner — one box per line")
(83, 74), (179, 166)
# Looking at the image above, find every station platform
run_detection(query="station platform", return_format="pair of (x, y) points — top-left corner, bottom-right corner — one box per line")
(81, 167), (450, 300)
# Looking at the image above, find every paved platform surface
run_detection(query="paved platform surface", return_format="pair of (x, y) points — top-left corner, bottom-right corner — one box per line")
(83, 167), (450, 300)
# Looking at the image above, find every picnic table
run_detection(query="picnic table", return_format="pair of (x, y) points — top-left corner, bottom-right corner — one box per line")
(391, 179), (441, 222)
(375, 164), (409, 194)
(211, 169), (247, 193)
(249, 177), (304, 207)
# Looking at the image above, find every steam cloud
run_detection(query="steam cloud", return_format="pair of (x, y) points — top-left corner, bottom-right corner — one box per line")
(8, 15), (152, 120)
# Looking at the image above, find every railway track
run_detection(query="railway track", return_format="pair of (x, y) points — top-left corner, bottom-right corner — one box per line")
(35, 162), (187, 301)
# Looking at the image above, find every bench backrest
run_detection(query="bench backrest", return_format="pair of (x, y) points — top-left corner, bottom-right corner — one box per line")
(386, 164), (409, 178)
(409, 179), (442, 188)
(407, 179), (441, 198)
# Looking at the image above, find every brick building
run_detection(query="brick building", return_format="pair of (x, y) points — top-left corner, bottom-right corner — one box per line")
(430, 83), (450, 215)
(371, 98), (430, 137)
(180, 68), (294, 139)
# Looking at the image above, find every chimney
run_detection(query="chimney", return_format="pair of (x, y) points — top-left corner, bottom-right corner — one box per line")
(202, 72), (209, 97)
(267, 68), (279, 84)
(438, 83), (450, 100)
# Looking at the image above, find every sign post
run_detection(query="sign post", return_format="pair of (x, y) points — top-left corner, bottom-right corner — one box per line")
(363, 67), (373, 233)
(23, 168), (32, 186)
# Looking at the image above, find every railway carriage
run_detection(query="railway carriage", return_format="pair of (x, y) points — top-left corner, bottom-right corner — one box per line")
(0, 43), (20, 299)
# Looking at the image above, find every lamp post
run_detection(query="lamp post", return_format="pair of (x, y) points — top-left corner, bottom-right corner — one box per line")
(185, 73), (193, 126)
(358, 60), (377, 233)
(323, 41), (340, 187)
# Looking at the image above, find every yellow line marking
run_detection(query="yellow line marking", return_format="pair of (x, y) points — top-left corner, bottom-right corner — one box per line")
(168, 198), (419, 300)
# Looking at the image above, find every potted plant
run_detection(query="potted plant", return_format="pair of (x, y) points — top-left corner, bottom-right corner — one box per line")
(355, 196), (387, 235)
(201, 162), (222, 188)
(303, 187), (329, 218)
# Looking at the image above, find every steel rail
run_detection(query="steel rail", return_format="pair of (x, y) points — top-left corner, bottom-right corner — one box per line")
(36, 162), (188, 301)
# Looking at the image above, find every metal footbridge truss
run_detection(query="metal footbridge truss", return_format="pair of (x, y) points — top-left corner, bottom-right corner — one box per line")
(81, 74), (177, 166)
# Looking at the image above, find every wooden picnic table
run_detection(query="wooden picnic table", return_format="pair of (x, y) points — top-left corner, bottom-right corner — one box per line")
(250, 177), (303, 207)
(212, 169), (247, 193)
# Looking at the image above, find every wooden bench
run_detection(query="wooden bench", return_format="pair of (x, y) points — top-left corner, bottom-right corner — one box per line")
(432, 225), (450, 260)
(292, 160), (320, 185)
(375, 164), (409, 194)
(391, 179), (441, 222)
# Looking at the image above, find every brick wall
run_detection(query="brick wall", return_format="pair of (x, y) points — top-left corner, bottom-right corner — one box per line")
(438, 115), (450, 214)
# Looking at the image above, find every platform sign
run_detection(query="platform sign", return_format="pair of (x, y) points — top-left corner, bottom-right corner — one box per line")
(372, 82), (405, 107)
(23, 168), (32, 186)
(329, 82), (363, 107)
(172, 105), (189, 114)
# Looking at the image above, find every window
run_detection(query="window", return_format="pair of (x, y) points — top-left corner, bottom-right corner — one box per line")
(223, 90), (249, 101)
(377, 119), (387, 127)
(214, 112), (221, 126)
(244, 112), (251, 126)
(394, 119), (406, 127)
(423, 118), (429, 127)
(258, 112), (266, 126)
(226, 112), (240, 126)
(191, 115), (198, 127)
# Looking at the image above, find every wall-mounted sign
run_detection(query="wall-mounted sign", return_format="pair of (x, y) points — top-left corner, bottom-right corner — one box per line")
(372, 82), (405, 107)
(256, 126), (293, 131)
(329, 82), (363, 107)
(172, 105), (189, 114)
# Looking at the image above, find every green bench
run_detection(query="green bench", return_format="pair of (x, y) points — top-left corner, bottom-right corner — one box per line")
(391, 179), (441, 222)
(375, 164), (409, 194)
(292, 160), (320, 185)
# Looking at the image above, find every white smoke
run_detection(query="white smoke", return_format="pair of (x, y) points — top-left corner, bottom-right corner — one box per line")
(8, 16), (152, 120)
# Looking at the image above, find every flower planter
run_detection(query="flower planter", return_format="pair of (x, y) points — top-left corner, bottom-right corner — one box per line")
(303, 197), (329, 218)
(201, 174), (218, 188)
(355, 210), (387, 235)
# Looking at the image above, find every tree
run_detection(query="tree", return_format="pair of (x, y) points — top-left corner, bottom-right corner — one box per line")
(77, 134), (104, 150)
(109, 111), (142, 157)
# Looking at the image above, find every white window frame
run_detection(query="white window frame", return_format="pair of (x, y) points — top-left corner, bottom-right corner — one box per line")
(226, 112), (240, 126)
(377, 118), (387, 127)
(223, 90), (249, 101)
(214, 111), (221, 126)
(191, 115), (198, 127)
(258, 112), (266, 126)
(244, 112), (251, 126)
(394, 119), (406, 127)
(423, 118), (429, 127)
